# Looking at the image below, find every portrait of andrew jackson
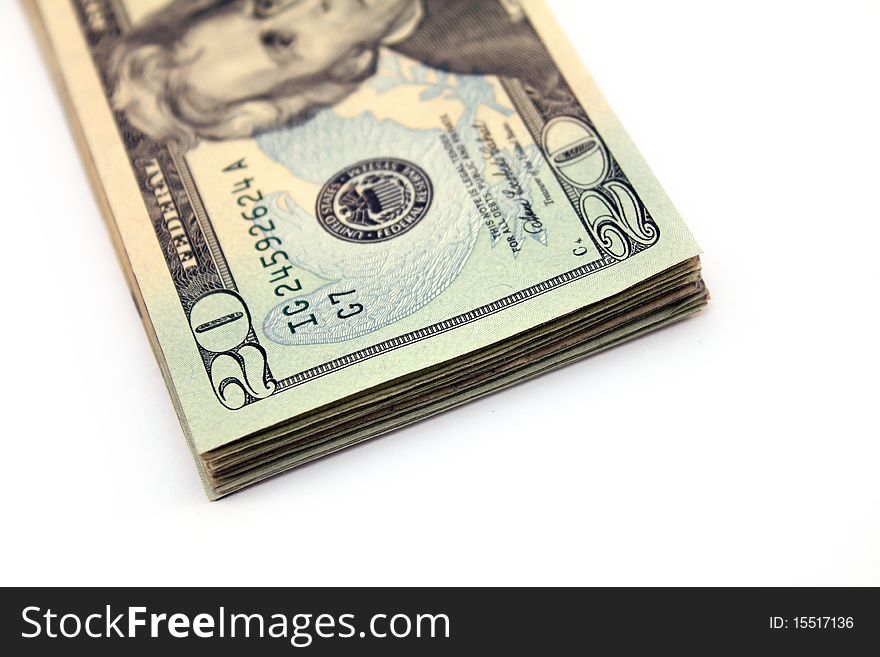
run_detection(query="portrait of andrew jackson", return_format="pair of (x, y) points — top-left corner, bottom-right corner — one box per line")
(111, 0), (559, 148)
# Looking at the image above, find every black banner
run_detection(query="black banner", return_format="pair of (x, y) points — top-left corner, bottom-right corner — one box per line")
(1, 587), (878, 654)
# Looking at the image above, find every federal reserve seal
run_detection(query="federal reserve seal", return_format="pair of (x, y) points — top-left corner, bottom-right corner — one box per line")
(316, 158), (433, 243)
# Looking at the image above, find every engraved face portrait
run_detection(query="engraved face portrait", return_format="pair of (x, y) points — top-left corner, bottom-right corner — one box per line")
(172, 0), (418, 105)
(111, 0), (556, 148)
(112, 0), (423, 146)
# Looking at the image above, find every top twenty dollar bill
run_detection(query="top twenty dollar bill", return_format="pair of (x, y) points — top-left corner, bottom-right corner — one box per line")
(30, 0), (704, 496)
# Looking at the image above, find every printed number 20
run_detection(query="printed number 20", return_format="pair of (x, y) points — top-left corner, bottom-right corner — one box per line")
(189, 290), (276, 410)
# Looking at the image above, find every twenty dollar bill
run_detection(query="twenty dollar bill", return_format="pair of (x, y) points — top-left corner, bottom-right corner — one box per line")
(30, 0), (707, 498)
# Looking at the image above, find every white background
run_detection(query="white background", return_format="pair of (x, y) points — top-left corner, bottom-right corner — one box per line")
(1, 0), (878, 586)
